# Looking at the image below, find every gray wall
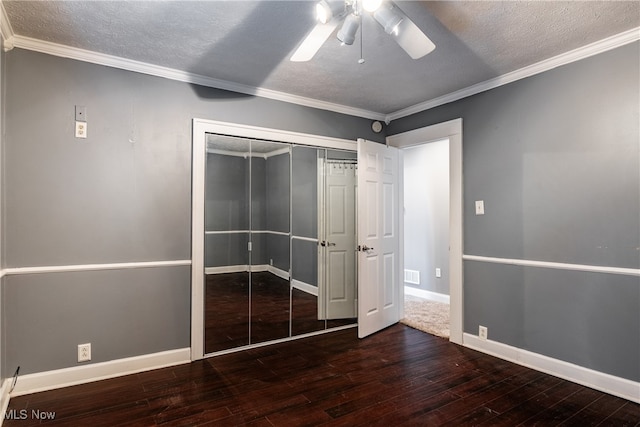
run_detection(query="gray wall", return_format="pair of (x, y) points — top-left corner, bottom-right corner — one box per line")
(265, 153), (290, 271)
(291, 146), (318, 237)
(403, 140), (450, 295)
(389, 42), (640, 382)
(2, 48), (376, 376)
(205, 153), (249, 268)
(291, 146), (319, 286)
(205, 151), (291, 271)
(4, 267), (191, 374)
(266, 153), (290, 233)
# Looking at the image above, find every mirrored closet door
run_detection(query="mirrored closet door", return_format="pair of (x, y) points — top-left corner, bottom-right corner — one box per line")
(204, 135), (357, 355)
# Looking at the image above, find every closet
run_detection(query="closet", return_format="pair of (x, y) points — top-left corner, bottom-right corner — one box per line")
(203, 134), (357, 354)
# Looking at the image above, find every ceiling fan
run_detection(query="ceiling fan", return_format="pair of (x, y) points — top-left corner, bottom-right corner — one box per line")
(290, 0), (435, 62)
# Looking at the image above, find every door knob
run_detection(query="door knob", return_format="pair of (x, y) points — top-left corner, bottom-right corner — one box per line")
(358, 245), (374, 252)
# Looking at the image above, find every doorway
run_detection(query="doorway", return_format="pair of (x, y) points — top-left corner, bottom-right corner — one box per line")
(401, 139), (451, 339)
(388, 118), (463, 344)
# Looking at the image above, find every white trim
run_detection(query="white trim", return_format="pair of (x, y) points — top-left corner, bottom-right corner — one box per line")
(386, 27), (640, 122)
(2, 260), (191, 276)
(463, 333), (640, 404)
(0, 1), (14, 51)
(206, 148), (249, 158)
(204, 230), (290, 236)
(207, 146), (291, 159)
(387, 118), (464, 345)
(292, 279), (319, 296)
(195, 119), (356, 152)
(205, 265), (249, 275)
(11, 35), (384, 121)
(262, 147), (291, 159)
(387, 118), (462, 146)
(9, 348), (190, 397)
(463, 255), (640, 277)
(205, 324), (356, 358)
(5, 25), (636, 123)
(191, 120), (207, 361)
(192, 118), (356, 361)
(251, 230), (290, 237)
(0, 378), (11, 424)
(204, 264), (290, 280)
(404, 286), (450, 304)
(291, 235), (319, 243)
(267, 265), (290, 281)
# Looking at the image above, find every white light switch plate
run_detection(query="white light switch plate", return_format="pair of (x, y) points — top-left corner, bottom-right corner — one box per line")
(475, 200), (485, 215)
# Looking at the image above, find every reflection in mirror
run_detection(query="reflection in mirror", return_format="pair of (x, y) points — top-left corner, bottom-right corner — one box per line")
(204, 135), (356, 355)
(320, 150), (358, 330)
(204, 135), (251, 353)
(291, 147), (358, 334)
(320, 151), (358, 329)
(291, 146), (323, 335)
(249, 140), (291, 345)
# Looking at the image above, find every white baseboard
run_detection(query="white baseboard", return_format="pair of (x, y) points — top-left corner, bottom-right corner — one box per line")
(404, 286), (450, 304)
(266, 265), (290, 281)
(205, 265), (248, 275)
(463, 333), (640, 403)
(205, 264), (290, 280)
(292, 279), (318, 296)
(9, 348), (190, 397)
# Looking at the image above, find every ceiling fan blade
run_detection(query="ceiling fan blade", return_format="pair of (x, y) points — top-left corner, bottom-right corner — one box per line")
(392, 7), (436, 59)
(290, 21), (339, 62)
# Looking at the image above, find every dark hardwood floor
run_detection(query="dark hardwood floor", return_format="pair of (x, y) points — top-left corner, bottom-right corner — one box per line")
(205, 272), (355, 354)
(6, 325), (639, 426)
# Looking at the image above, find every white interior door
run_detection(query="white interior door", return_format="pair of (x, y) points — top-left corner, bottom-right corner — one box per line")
(357, 139), (401, 338)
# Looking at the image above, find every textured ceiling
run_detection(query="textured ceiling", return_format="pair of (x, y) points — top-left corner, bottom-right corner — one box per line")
(3, 1), (639, 118)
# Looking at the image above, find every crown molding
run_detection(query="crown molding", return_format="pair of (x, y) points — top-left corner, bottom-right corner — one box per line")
(10, 34), (386, 122)
(386, 26), (640, 122)
(0, 0), (14, 51)
(6, 23), (638, 124)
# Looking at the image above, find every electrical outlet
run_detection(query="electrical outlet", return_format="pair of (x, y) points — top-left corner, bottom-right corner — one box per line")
(78, 343), (91, 362)
(435, 268), (442, 278)
(478, 326), (488, 341)
(75, 121), (87, 139)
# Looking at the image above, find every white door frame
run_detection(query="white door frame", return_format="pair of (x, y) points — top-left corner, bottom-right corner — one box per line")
(191, 118), (356, 360)
(386, 118), (464, 344)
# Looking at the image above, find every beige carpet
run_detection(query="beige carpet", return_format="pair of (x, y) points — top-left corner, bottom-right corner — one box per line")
(401, 298), (450, 339)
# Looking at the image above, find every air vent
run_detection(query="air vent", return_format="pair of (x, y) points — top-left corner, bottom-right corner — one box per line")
(404, 269), (420, 285)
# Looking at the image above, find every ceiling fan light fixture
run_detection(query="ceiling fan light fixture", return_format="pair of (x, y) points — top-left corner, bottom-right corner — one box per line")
(362, 0), (383, 12)
(373, 4), (403, 35)
(315, 0), (344, 24)
(337, 13), (360, 45)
